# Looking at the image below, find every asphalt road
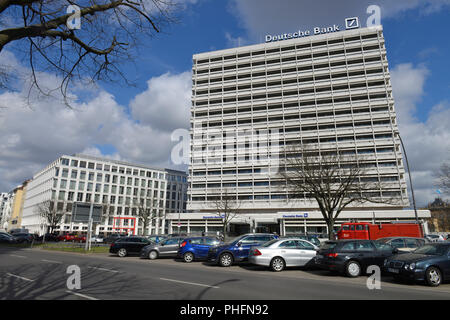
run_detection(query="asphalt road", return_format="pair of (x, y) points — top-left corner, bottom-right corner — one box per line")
(1, 246), (450, 300)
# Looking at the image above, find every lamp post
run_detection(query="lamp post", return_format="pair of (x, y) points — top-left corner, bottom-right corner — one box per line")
(396, 131), (419, 223)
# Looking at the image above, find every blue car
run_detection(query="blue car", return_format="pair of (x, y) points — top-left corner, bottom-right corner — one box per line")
(207, 233), (279, 267)
(178, 236), (222, 262)
(384, 242), (450, 286)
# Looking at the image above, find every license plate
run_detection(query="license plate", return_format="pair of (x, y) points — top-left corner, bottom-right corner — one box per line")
(388, 268), (399, 274)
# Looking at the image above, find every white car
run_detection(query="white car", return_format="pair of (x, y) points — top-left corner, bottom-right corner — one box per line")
(248, 238), (318, 272)
(89, 235), (104, 243)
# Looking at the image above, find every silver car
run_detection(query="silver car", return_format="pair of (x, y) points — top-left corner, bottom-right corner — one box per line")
(248, 238), (319, 272)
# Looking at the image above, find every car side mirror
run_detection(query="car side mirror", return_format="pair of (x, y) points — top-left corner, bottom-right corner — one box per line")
(393, 248), (399, 254)
(237, 242), (242, 247)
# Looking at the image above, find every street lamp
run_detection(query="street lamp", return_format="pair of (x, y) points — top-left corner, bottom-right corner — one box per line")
(396, 131), (419, 223)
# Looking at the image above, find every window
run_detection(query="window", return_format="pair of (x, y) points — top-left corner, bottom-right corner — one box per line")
(340, 242), (355, 251)
(390, 238), (405, 248)
(355, 241), (375, 251)
(279, 240), (297, 248)
(405, 238), (419, 248)
(189, 238), (203, 245)
(296, 240), (315, 250)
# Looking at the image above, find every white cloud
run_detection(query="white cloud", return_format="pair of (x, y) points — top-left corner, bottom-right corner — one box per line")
(130, 71), (191, 132)
(390, 64), (450, 206)
(0, 55), (191, 192)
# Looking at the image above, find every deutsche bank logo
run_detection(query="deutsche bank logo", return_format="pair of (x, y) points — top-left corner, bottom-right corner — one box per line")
(345, 17), (360, 29)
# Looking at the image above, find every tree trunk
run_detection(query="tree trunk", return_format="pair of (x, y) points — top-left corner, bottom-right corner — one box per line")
(327, 219), (335, 240)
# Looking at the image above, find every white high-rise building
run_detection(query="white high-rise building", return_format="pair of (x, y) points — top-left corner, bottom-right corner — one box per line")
(175, 24), (430, 235)
(21, 154), (187, 236)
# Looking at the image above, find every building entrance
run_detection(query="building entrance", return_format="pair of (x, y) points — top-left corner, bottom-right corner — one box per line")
(229, 223), (250, 236)
(255, 223), (280, 235)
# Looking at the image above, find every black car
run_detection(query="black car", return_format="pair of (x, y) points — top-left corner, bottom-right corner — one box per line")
(105, 233), (127, 244)
(0, 233), (16, 244)
(36, 233), (60, 242)
(12, 233), (34, 243)
(315, 239), (398, 277)
(384, 243), (450, 286)
(109, 236), (152, 257)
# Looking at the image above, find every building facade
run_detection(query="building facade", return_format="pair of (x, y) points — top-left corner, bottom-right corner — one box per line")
(171, 24), (430, 235)
(21, 154), (187, 236)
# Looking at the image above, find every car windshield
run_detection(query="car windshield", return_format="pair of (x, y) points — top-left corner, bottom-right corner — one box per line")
(413, 244), (448, 255)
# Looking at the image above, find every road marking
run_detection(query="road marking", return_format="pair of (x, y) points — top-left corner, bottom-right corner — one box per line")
(65, 290), (99, 300)
(6, 273), (34, 282)
(9, 254), (26, 258)
(88, 266), (119, 273)
(41, 259), (62, 264)
(160, 277), (220, 289)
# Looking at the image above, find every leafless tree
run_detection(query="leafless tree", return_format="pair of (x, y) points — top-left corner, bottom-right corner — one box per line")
(279, 145), (403, 239)
(437, 162), (450, 196)
(35, 200), (64, 238)
(212, 189), (241, 242)
(0, 0), (180, 105)
(133, 195), (160, 236)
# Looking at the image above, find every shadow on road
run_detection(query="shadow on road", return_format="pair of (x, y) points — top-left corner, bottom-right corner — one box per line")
(0, 263), (140, 300)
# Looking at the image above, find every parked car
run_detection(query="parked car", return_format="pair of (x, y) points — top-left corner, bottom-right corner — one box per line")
(0, 233), (17, 244)
(207, 233), (279, 267)
(140, 236), (185, 260)
(178, 236), (222, 262)
(249, 238), (318, 272)
(104, 233), (127, 244)
(384, 243), (450, 286)
(89, 235), (104, 243)
(425, 234), (445, 242)
(376, 237), (427, 253)
(12, 233), (34, 244)
(74, 234), (86, 243)
(315, 239), (398, 277)
(109, 236), (152, 257)
(147, 234), (167, 244)
(58, 233), (77, 242)
(37, 233), (60, 242)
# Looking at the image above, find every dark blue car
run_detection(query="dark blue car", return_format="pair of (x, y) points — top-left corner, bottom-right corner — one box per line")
(178, 236), (222, 262)
(207, 233), (279, 267)
(384, 243), (450, 286)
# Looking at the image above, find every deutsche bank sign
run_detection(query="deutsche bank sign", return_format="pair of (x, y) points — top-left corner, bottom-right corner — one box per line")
(265, 17), (360, 43)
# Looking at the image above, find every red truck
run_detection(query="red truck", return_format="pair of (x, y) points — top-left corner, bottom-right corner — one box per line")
(337, 222), (424, 240)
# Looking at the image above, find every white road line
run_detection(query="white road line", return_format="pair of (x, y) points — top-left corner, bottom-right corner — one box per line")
(41, 259), (62, 264)
(88, 266), (119, 273)
(9, 254), (26, 258)
(65, 290), (99, 300)
(159, 277), (220, 289)
(6, 273), (34, 282)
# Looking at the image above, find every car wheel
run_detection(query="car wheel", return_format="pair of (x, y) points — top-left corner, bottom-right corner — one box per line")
(270, 257), (285, 272)
(345, 260), (361, 277)
(117, 248), (127, 257)
(183, 252), (194, 263)
(148, 250), (158, 260)
(219, 253), (233, 267)
(425, 267), (442, 287)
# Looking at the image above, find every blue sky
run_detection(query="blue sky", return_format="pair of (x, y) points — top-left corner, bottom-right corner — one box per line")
(0, 0), (449, 207)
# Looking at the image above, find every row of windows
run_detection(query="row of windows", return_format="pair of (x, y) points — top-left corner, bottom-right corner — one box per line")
(193, 63), (385, 90)
(195, 118), (392, 132)
(54, 191), (168, 207)
(55, 169), (167, 187)
(194, 72), (387, 107)
(194, 33), (380, 64)
(196, 106), (390, 127)
(192, 175), (399, 188)
(195, 77), (385, 101)
(191, 161), (399, 176)
(191, 191), (402, 201)
(194, 46), (381, 75)
(59, 158), (169, 179)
